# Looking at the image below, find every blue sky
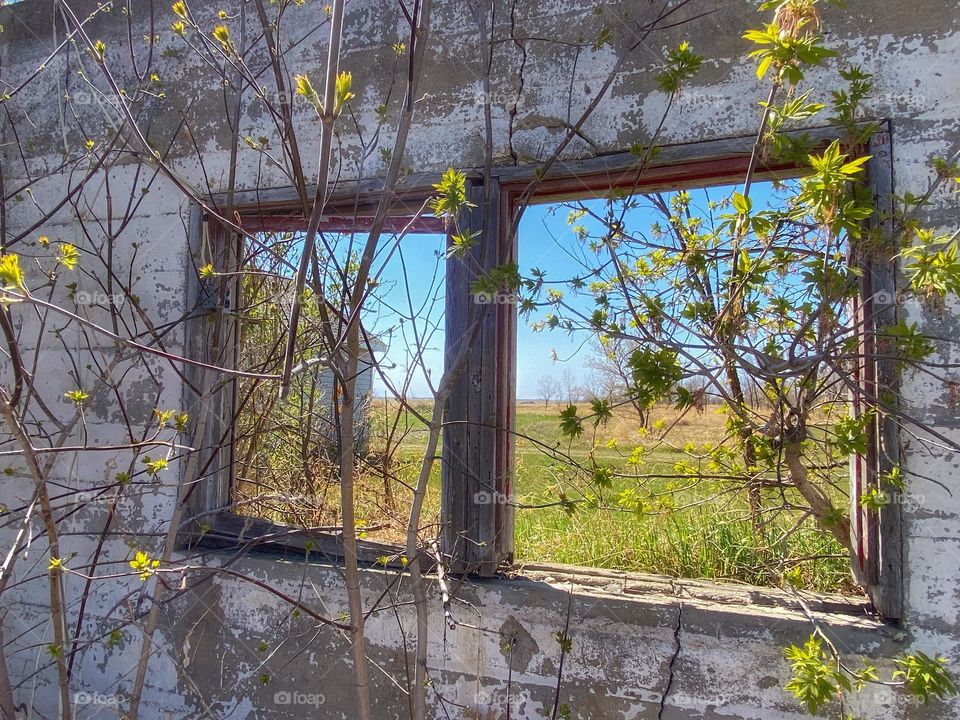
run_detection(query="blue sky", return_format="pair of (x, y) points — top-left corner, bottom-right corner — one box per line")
(371, 179), (790, 399)
(259, 179), (790, 400)
(367, 215), (599, 400)
(364, 232), (447, 399)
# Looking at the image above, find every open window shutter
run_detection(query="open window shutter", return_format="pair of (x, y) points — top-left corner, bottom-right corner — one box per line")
(850, 125), (902, 619)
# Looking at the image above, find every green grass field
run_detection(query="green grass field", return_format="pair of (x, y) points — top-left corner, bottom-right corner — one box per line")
(367, 399), (856, 594)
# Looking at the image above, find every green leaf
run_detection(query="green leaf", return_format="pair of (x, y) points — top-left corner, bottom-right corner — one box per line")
(334, 70), (355, 114)
(655, 41), (704, 94)
(559, 405), (583, 438)
(592, 466), (614, 489)
(899, 230), (960, 300)
(294, 74), (322, 113)
(627, 346), (684, 410)
(174, 412), (189, 433)
(57, 243), (80, 270)
(429, 168), (475, 222)
(212, 25), (231, 51)
(784, 635), (842, 715)
(859, 487), (889, 512)
(894, 652), (958, 704)
(589, 397), (613, 426)
(832, 414), (870, 456)
(732, 192), (752, 215)
(447, 229), (480, 258)
(756, 54), (773, 80)
(0, 254), (26, 291)
(839, 155), (871, 177)
(64, 389), (90, 406)
(143, 456), (169, 476)
(129, 550), (160, 581)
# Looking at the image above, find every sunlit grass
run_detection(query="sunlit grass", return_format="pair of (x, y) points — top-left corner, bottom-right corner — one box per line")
(362, 399), (857, 595)
(240, 398), (854, 594)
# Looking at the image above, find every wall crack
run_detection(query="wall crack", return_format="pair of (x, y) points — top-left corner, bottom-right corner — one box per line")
(657, 599), (683, 720)
(507, 0), (527, 165)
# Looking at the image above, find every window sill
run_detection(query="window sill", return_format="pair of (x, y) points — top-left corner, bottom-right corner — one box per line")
(508, 561), (878, 619)
(184, 550), (903, 650)
(183, 510), (408, 567)
(185, 516), (880, 622)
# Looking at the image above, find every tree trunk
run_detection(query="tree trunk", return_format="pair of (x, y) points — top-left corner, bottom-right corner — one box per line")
(784, 440), (851, 551)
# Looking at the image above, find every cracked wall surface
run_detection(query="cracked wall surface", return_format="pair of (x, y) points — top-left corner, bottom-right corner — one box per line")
(1, 0), (959, 717)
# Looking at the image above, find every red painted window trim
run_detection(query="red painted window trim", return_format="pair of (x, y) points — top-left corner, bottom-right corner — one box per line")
(496, 153), (834, 565)
(239, 213), (448, 235)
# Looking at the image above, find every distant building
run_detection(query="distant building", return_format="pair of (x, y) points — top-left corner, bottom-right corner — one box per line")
(303, 335), (386, 456)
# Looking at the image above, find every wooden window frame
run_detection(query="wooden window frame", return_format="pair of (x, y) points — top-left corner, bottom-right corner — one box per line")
(179, 186), (448, 566)
(179, 127), (902, 619)
(450, 127), (902, 618)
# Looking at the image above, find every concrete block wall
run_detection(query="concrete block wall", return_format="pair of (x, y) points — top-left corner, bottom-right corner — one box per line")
(1, 0), (958, 717)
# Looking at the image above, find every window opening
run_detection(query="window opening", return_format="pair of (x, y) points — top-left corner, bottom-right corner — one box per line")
(229, 220), (448, 548)
(512, 178), (860, 594)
